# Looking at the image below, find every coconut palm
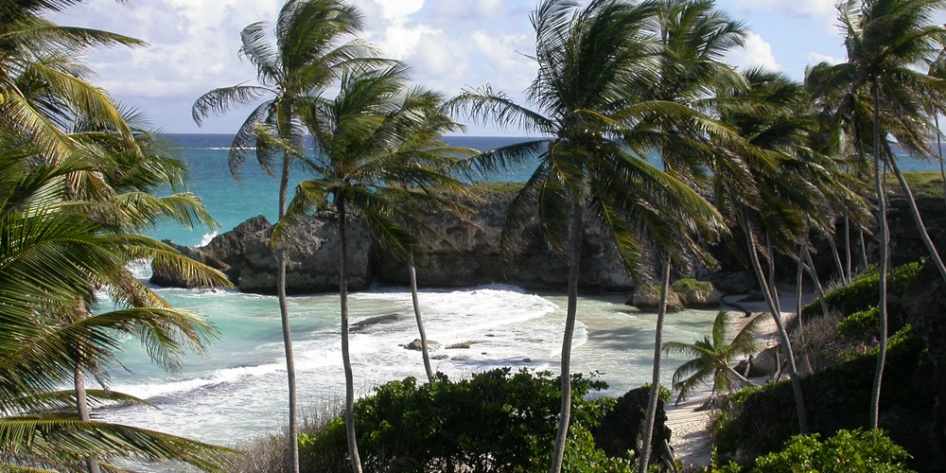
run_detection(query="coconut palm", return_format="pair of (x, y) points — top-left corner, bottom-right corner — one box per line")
(812, 0), (946, 428)
(0, 139), (236, 471)
(450, 1), (726, 471)
(0, 0), (141, 162)
(709, 68), (866, 434)
(633, 1), (746, 468)
(663, 311), (764, 404)
(269, 61), (470, 473)
(192, 2), (377, 469)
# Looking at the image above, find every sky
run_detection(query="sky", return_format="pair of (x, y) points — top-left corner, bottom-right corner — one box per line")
(49, 0), (851, 136)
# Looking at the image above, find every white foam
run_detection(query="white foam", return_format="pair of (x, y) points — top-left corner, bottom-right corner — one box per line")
(196, 232), (217, 247)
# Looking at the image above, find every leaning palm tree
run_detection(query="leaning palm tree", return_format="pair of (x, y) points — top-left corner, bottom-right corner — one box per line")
(192, 2), (377, 469)
(0, 1), (141, 163)
(0, 139), (237, 471)
(271, 61), (471, 473)
(814, 0), (946, 428)
(634, 1), (746, 468)
(451, 1), (724, 471)
(663, 310), (764, 404)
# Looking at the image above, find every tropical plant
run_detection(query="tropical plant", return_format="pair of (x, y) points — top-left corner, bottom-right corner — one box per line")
(810, 0), (946, 428)
(0, 140), (237, 471)
(0, 0), (141, 163)
(450, 1), (726, 471)
(663, 310), (764, 404)
(633, 1), (746, 468)
(270, 61), (470, 473)
(192, 2), (376, 469)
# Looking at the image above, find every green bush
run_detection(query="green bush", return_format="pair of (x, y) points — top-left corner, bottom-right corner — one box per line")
(670, 278), (712, 293)
(802, 261), (923, 323)
(712, 326), (929, 460)
(298, 368), (612, 473)
(836, 306), (879, 340)
(750, 429), (914, 473)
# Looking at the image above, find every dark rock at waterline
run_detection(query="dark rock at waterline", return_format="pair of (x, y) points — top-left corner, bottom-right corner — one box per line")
(350, 313), (403, 333)
(591, 387), (673, 469)
(150, 192), (946, 297)
(404, 339), (440, 351)
(629, 285), (685, 313)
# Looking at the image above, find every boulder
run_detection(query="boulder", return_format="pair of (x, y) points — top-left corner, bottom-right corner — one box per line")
(629, 284), (685, 313)
(591, 387), (673, 468)
(404, 339), (440, 351)
(712, 270), (756, 295)
(672, 279), (723, 308)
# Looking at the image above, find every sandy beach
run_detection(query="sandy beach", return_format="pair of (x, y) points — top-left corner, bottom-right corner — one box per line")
(666, 292), (811, 469)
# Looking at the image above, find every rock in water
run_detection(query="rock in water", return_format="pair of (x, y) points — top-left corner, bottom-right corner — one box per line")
(404, 339), (439, 351)
(630, 284), (685, 313)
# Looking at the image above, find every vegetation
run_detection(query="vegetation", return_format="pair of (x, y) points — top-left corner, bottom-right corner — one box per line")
(6, 0), (946, 471)
(296, 369), (613, 473)
(713, 429), (915, 473)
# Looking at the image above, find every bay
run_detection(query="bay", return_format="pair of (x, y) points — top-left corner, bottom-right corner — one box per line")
(109, 134), (941, 447)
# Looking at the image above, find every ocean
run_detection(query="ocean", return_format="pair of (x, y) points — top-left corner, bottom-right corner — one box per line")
(105, 134), (939, 447)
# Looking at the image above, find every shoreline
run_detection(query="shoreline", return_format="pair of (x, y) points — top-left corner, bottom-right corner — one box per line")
(666, 292), (810, 469)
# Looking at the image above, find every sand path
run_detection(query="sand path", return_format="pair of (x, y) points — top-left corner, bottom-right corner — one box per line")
(664, 292), (810, 469)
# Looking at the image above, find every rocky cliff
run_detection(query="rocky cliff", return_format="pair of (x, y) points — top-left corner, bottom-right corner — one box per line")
(151, 187), (946, 296)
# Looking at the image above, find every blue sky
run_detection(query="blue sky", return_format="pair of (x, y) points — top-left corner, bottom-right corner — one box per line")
(51, 0), (850, 135)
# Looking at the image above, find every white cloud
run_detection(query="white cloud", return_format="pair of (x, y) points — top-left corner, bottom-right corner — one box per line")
(808, 52), (843, 66)
(726, 32), (781, 72)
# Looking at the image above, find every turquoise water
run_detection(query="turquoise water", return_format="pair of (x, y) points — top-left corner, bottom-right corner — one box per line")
(109, 134), (941, 447)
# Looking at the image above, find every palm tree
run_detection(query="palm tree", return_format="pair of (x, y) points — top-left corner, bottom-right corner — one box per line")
(0, 140), (237, 471)
(451, 2), (724, 471)
(814, 0), (946, 428)
(270, 61), (470, 473)
(0, 0), (141, 163)
(192, 2), (376, 469)
(634, 1), (746, 468)
(663, 311), (764, 404)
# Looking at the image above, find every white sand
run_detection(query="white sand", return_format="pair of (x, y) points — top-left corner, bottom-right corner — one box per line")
(665, 292), (810, 468)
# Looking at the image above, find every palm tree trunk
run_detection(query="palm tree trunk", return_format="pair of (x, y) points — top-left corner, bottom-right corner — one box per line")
(337, 201), (364, 473)
(275, 106), (300, 473)
(936, 113), (945, 209)
(825, 230), (847, 285)
(276, 250), (299, 473)
(859, 227), (869, 271)
(409, 252), (435, 384)
(870, 78), (889, 430)
(801, 247), (830, 317)
(638, 253), (673, 473)
(549, 203), (583, 473)
(75, 357), (101, 473)
(795, 247), (813, 374)
(887, 155), (946, 283)
(844, 217), (853, 282)
(742, 219), (809, 433)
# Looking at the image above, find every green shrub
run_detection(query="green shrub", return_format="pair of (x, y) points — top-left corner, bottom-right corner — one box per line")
(836, 306), (879, 340)
(712, 326), (929, 461)
(298, 368), (611, 473)
(802, 261), (923, 323)
(670, 278), (712, 293)
(750, 429), (914, 473)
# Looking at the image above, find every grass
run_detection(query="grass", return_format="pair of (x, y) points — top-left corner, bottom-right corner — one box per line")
(887, 171), (945, 199)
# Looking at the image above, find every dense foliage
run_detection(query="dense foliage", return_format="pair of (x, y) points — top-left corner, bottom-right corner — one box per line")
(297, 369), (623, 473)
(714, 256), (932, 471)
(713, 429), (915, 473)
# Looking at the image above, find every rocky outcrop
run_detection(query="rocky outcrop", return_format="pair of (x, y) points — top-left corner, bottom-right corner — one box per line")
(152, 191), (946, 297)
(151, 213), (373, 295)
(591, 387), (673, 469)
(154, 187), (635, 294)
